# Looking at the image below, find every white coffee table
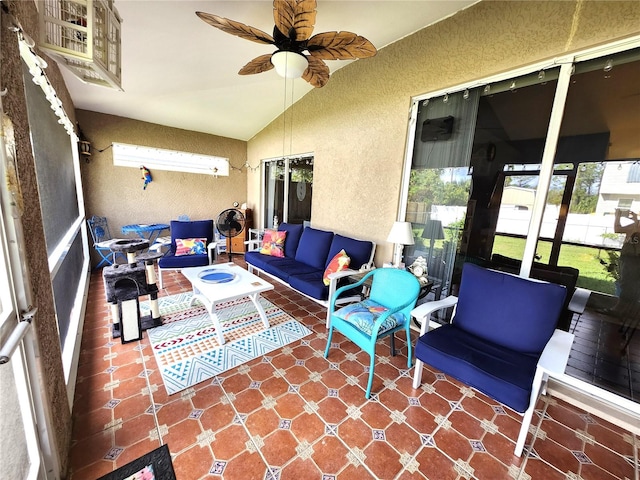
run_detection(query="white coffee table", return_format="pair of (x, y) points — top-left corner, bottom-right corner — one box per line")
(181, 263), (274, 345)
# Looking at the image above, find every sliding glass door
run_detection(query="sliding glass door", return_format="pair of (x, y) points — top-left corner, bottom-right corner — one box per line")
(402, 44), (640, 403)
(262, 155), (313, 228)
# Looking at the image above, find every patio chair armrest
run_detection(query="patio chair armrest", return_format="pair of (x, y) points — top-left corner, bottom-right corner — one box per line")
(327, 268), (362, 282)
(411, 295), (458, 335)
(538, 329), (574, 375)
(370, 297), (417, 335)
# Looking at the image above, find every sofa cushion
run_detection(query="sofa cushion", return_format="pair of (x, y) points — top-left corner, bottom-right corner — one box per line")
(454, 263), (566, 354)
(288, 271), (327, 300)
(278, 223), (304, 258)
(245, 252), (309, 282)
(158, 252), (209, 269)
(269, 259), (321, 283)
(295, 227), (334, 269)
(326, 234), (373, 271)
(416, 324), (539, 413)
(245, 250), (286, 274)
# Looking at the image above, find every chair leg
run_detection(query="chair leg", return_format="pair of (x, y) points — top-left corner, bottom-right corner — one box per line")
(515, 368), (545, 457)
(406, 326), (413, 369)
(158, 268), (164, 289)
(96, 255), (110, 269)
(365, 355), (375, 399)
(412, 359), (424, 389)
(323, 326), (334, 358)
(389, 332), (396, 356)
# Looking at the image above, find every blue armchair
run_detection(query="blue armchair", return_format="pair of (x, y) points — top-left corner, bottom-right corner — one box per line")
(157, 220), (214, 288)
(324, 268), (420, 398)
(411, 263), (574, 456)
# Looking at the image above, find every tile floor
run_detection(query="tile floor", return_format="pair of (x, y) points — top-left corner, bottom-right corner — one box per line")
(69, 258), (638, 479)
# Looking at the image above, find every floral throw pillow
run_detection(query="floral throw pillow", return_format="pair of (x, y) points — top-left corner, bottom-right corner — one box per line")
(260, 229), (287, 257)
(323, 249), (351, 285)
(175, 238), (207, 256)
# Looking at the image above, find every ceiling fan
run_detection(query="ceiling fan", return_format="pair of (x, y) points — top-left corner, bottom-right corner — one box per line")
(196, 0), (377, 88)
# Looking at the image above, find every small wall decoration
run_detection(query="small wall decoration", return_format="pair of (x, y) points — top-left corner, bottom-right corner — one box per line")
(141, 166), (152, 190)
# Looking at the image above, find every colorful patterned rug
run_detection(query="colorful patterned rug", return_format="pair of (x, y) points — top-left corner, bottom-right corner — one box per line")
(143, 292), (312, 395)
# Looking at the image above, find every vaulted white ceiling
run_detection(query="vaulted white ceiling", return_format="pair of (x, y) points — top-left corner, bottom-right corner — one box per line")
(60, 1), (477, 141)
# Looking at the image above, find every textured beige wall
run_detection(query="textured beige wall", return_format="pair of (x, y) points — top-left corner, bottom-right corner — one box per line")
(77, 110), (248, 264)
(247, 0), (640, 265)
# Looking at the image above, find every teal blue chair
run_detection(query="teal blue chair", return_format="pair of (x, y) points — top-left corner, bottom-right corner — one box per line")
(324, 268), (420, 398)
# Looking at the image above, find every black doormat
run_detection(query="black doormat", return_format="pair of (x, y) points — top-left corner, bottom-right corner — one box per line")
(96, 444), (176, 480)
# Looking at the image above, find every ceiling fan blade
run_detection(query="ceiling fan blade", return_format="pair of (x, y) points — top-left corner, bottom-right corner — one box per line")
(238, 54), (276, 75)
(307, 31), (377, 60)
(196, 11), (274, 45)
(273, 0), (317, 41)
(302, 56), (329, 88)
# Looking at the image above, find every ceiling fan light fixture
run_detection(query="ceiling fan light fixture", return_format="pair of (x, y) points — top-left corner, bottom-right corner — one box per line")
(271, 51), (308, 79)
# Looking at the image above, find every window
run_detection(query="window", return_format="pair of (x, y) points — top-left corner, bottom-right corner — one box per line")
(618, 198), (633, 209)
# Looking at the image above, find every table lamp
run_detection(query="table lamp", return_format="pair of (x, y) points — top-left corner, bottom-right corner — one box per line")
(387, 221), (415, 267)
(422, 219), (445, 255)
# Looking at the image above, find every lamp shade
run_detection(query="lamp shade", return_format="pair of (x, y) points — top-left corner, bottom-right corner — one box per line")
(421, 219), (445, 240)
(271, 51), (309, 79)
(387, 221), (415, 245)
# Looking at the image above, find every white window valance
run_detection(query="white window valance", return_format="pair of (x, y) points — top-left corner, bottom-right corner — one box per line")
(112, 143), (230, 176)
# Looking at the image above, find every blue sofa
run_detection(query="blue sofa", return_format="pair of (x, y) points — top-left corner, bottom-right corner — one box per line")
(411, 263), (574, 456)
(245, 223), (376, 325)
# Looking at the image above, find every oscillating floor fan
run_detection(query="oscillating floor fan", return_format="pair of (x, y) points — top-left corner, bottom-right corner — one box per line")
(215, 208), (246, 261)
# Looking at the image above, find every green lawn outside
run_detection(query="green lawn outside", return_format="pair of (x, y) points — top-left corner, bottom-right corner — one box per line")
(492, 236), (617, 295)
